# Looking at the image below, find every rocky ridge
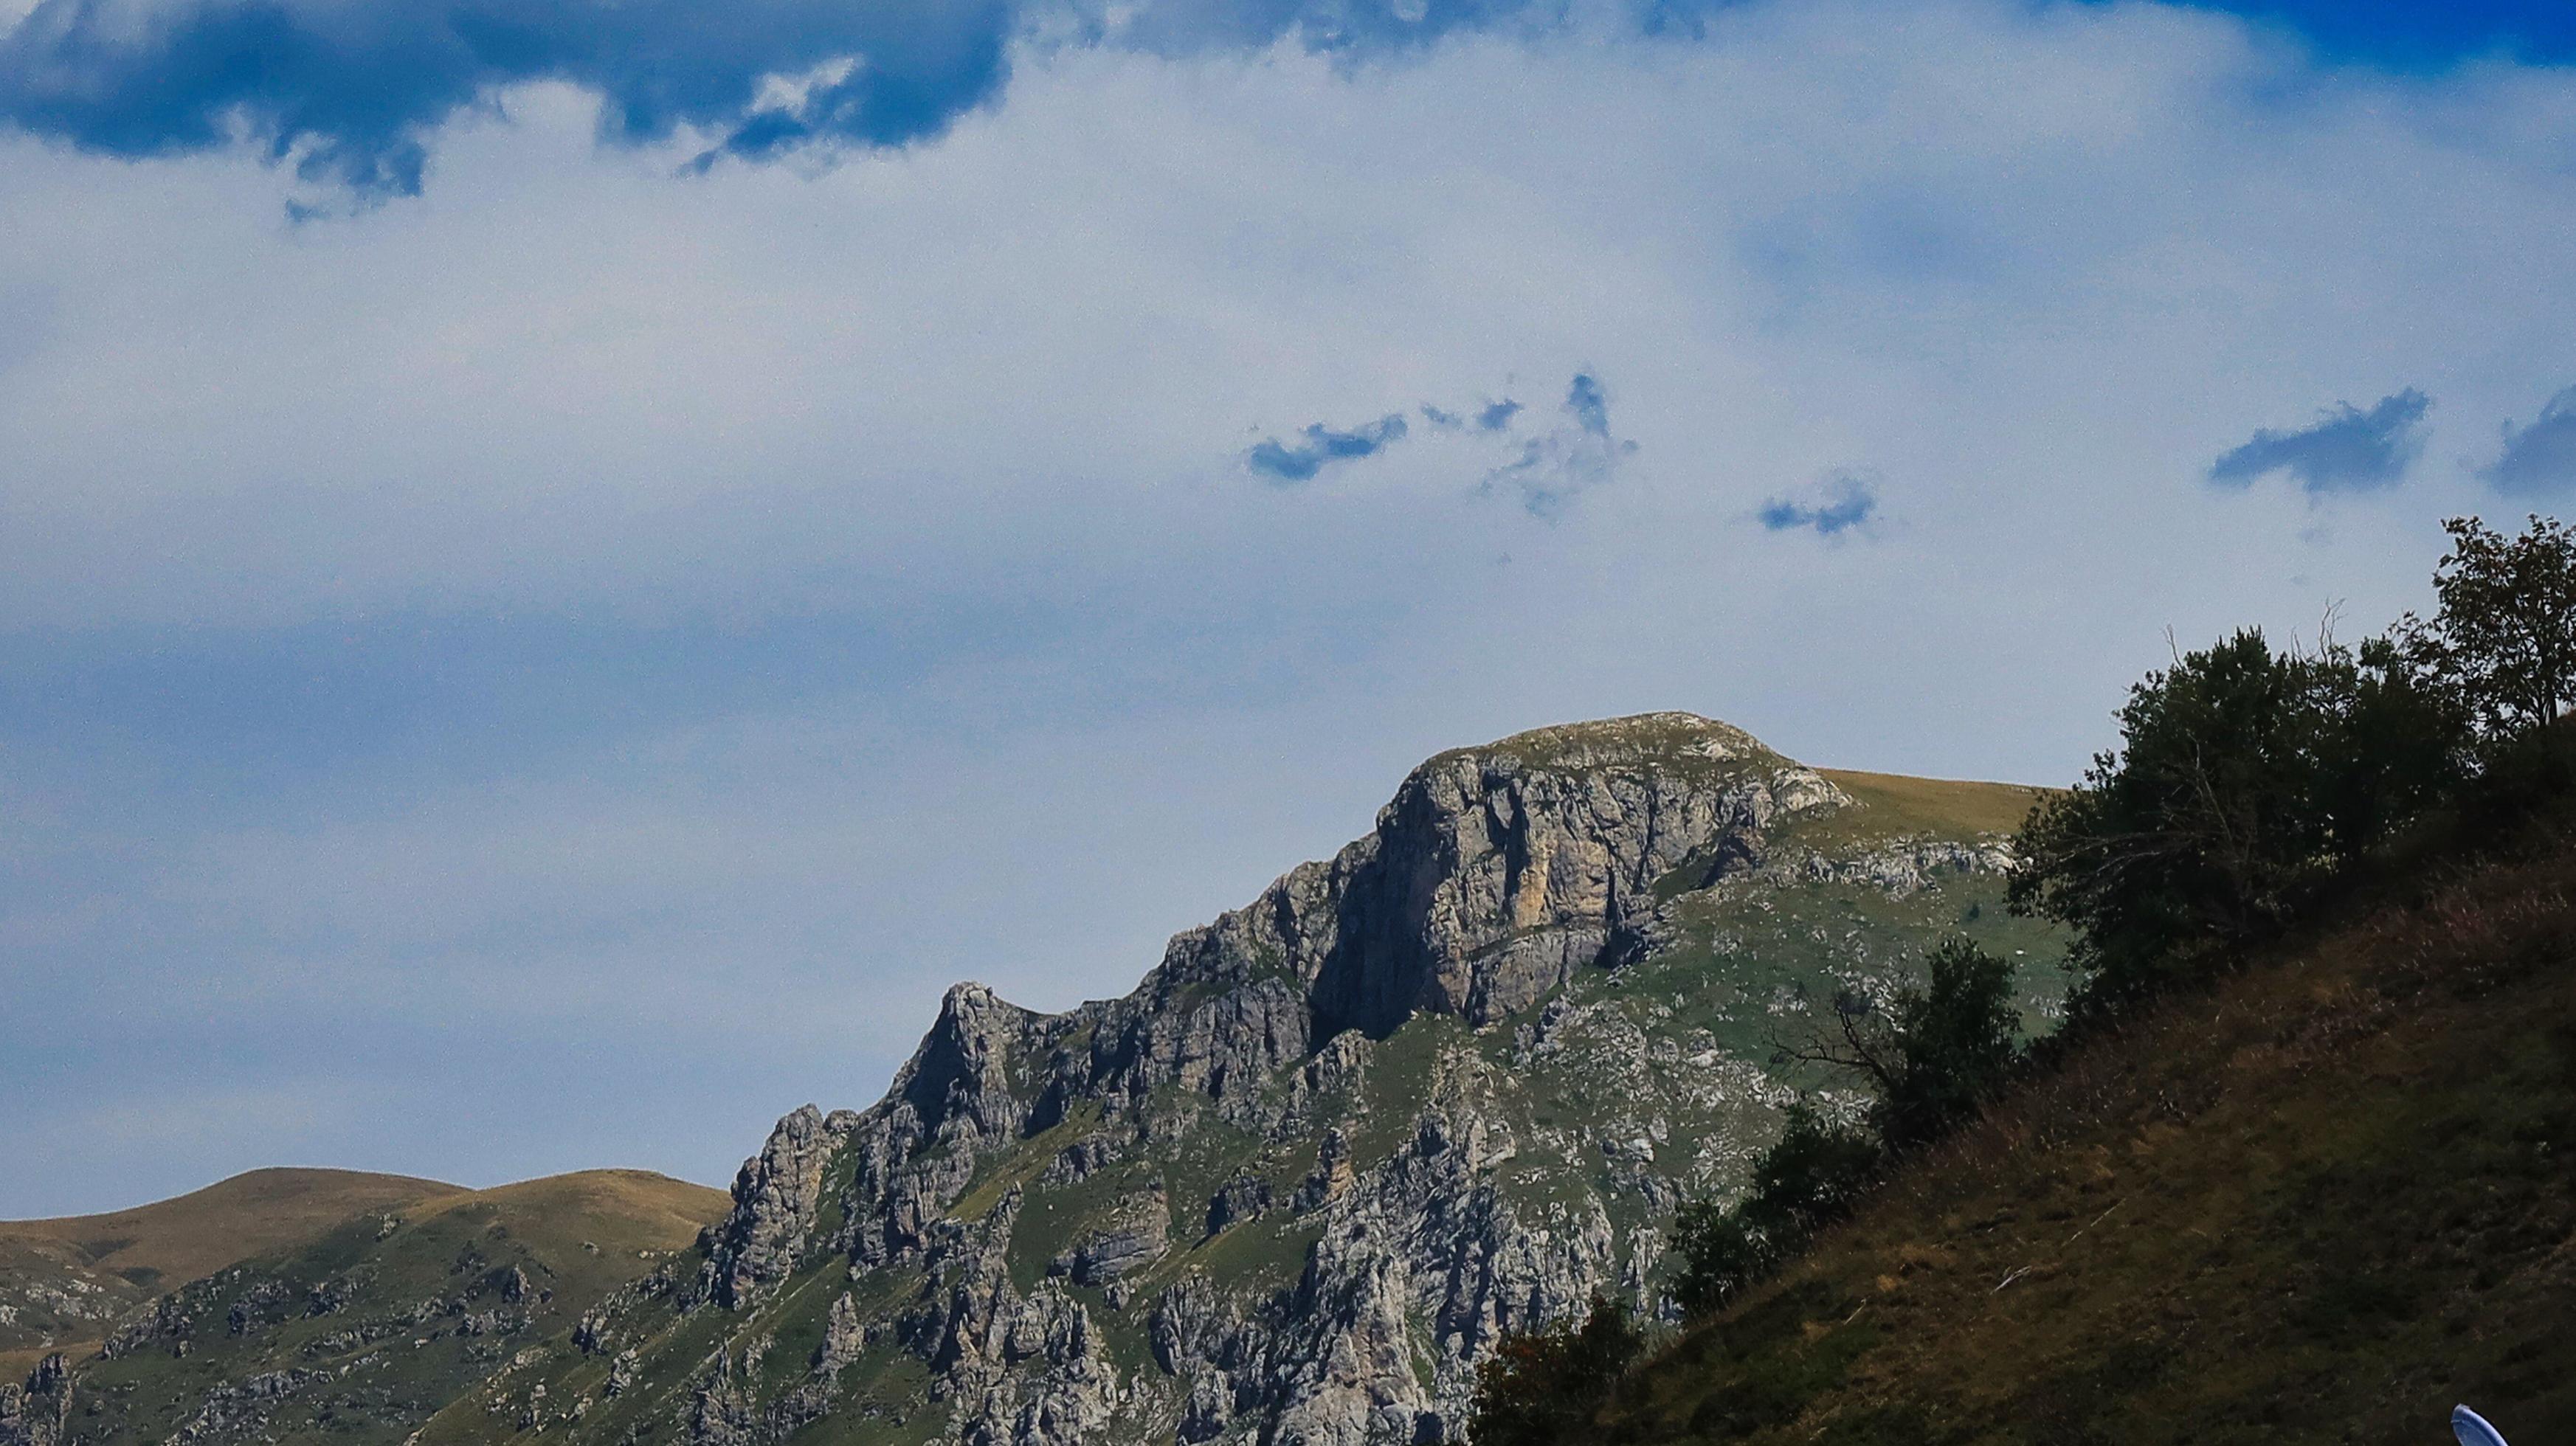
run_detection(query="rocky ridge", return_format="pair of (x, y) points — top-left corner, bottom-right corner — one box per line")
(421, 713), (2057, 1446)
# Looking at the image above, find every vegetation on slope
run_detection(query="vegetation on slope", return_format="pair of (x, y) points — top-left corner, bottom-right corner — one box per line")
(1604, 805), (2576, 1444)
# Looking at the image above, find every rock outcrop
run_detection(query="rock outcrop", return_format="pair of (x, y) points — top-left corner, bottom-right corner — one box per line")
(0, 1356), (72, 1446)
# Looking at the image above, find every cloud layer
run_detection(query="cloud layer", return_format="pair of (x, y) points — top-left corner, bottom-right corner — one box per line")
(7, 0), (2576, 1213)
(13, 0), (2576, 202)
(0, 0), (1626, 199)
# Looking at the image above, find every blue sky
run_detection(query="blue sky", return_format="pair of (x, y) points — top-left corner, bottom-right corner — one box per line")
(4, 0), (2576, 1214)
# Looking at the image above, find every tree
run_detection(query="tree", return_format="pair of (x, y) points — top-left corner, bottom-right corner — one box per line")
(2009, 627), (2462, 1016)
(2397, 514), (2576, 742)
(1782, 938), (2023, 1152)
(1466, 1296), (1643, 1446)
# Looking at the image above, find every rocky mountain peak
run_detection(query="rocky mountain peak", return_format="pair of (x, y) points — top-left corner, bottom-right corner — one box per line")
(898, 981), (1036, 1141)
(512, 715), (2048, 1446)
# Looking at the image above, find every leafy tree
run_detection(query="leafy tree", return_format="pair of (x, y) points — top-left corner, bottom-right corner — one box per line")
(1784, 938), (2023, 1152)
(1466, 1295), (1643, 1446)
(1669, 1107), (1879, 1316)
(2397, 514), (2576, 742)
(2009, 628), (2461, 1015)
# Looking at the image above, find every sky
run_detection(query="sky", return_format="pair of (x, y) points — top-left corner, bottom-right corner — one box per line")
(3, 0), (2575, 1217)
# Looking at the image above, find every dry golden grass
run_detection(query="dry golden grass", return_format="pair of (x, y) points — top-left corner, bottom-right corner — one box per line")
(1604, 843), (2576, 1445)
(1813, 769), (2054, 840)
(0, 1167), (462, 1290)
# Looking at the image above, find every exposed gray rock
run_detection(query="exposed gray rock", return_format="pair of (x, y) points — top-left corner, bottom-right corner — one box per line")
(1204, 1175), (1273, 1236)
(0, 1355), (71, 1446)
(1050, 1182), (1168, 1286)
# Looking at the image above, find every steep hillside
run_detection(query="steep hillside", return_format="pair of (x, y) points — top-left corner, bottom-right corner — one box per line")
(0, 1169), (460, 1371)
(409, 713), (2059, 1446)
(1598, 827), (2576, 1445)
(14, 1171), (728, 1446)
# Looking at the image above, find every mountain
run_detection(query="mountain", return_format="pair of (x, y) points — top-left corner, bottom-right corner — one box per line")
(0, 1169), (461, 1374)
(2, 1171), (728, 1446)
(396, 713), (2057, 1446)
(1595, 793), (2576, 1445)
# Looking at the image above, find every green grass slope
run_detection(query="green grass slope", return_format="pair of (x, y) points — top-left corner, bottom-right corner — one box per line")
(0, 1169), (462, 1371)
(57, 1169), (728, 1446)
(1600, 841), (2576, 1445)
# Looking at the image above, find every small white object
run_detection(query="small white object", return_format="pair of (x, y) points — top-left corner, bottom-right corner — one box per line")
(2454, 1405), (2509, 1446)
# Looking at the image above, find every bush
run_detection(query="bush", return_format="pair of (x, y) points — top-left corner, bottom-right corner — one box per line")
(1671, 1107), (1879, 1316)
(1466, 1296), (1643, 1446)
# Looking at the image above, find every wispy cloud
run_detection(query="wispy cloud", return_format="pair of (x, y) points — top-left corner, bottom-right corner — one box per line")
(2484, 385), (2576, 496)
(1482, 373), (1634, 516)
(1246, 413), (1410, 483)
(2209, 388), (2431, 495)
(1758, 471), (1879, 536)
(1252, 376), (1620, 508)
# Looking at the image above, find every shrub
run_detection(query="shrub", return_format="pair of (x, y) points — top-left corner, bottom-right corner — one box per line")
(1466, 1295), (1643, 1446)
(1671, 1107), (1879, 1316)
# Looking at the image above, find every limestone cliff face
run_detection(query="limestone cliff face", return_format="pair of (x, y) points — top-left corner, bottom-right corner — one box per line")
(487, 714), (2044, 1446)
(694, 714), (1837, 1287)
(0, 1356), (72, 1446)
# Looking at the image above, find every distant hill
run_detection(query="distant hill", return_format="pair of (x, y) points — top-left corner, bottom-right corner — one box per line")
(1596, 807), (2576, 1444)
(35, 1170), (728, 1446)
(0, 1169), (461, 1370)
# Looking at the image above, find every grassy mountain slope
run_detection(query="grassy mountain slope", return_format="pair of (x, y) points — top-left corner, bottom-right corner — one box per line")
(1600, 837), (2576, 1445)
(411, 730), (2067, 1446)
(1, 1169), (461, 1371)
(55, 1170), (728, 1446)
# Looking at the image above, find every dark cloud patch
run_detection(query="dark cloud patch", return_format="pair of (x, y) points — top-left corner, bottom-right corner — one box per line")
(1758, 471), (1877, 536)
(1476, 399), (1522, 432)
(1246, 413), (1410, 484)
(2209, 388), (2430, 495)
(2485, 386), (2576, 497)
(1565, 373), (1609, 436)
(1483, 373), (1634, 516)
(0, 0), (1018, 199)
(1420, 404), (1463, 429)
(0, 0), (1573, 200)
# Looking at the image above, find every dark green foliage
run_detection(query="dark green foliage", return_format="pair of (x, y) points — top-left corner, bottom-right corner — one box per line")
(2009, 628), (2462, 1017)
(1787, 937), (2024, 1152)
(1879, 938), (2023, 1149)
(1466, 1295), (1643, 1446)
(2397, 514), (2576, 741)
(1670, 1109), (1879, 1317)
